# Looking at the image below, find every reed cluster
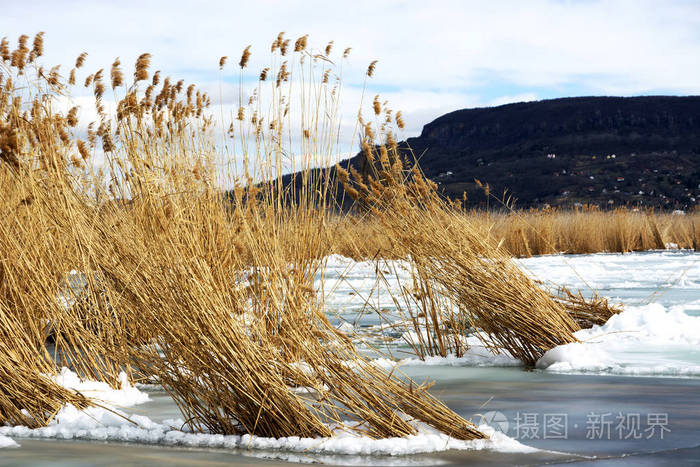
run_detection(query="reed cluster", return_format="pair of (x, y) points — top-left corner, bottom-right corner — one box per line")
(0, 32), (486, 441)
(486, 207), (698, 257)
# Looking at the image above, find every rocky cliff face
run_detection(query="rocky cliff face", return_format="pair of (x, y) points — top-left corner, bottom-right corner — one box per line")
(390, 96), (700, 209)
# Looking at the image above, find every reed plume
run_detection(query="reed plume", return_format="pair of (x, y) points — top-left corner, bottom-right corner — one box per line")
(75, 52), (87, 68)
(134, 53), (151, 81)
(367, 60), (378, 77)
(110, 57), (123, 88)
(31, 31), (44, 58)
(239, 45), (251, 68)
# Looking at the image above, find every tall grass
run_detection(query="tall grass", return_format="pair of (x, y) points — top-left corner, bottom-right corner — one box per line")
(327, 208), (699, 260)
(334, 133), (625, 365)
(0, 302), (92, 427)
(0, 30), (646, 439)
(487, 207), (698, 257)
(0, 32), (485, 440)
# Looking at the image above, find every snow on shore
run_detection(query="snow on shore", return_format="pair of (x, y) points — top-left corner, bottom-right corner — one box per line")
(0, 369), (148, 449)
(0, 368), (532, 456)
(324, 251), (700, 378)
(383, 302), (700, 378)
(0, 403), (534, 456)
(523, 252), (700, 377)
(537, 303), (700, 376)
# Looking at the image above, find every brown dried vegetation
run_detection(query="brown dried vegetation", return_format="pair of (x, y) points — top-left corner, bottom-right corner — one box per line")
(0, 32), (487, 441)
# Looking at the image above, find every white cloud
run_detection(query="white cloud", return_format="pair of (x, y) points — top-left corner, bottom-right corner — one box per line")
(3, 0), (698, 145)
(487, 93), (539, 107)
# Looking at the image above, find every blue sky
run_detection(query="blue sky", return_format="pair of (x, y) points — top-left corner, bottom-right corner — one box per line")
(3, 0), (700, 142)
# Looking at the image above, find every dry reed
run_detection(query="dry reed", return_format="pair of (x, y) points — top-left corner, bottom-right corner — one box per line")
(483, 207), (698, 257)
(327, 208), (699, 260)
(0, 32), (486, 441)
(336, 134), (583, 366)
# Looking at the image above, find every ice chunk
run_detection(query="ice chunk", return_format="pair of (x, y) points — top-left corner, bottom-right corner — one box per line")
(0, 436), (19, 448)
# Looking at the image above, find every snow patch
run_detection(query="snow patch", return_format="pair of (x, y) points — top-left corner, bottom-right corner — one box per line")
(536, 342), (614, 373)
(537, 304), (700, 376)
(52, 368), (150, 407)
(0, 435), (19, 448)
(375, 348), (521, 369)
(0, 404), (535, 456)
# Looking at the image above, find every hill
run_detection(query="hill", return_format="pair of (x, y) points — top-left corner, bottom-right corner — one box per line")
(345, 96), (700, 210)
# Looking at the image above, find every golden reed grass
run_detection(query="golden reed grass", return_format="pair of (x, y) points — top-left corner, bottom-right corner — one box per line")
(0, 32), (485, 440)
(334, 123), (626, 365)
(327, 209), (698, 260)
(0, 29), (646, 438)
(485, 207), (698, 257)
(323, 206), (688, 361)
(0, 302), (92, 427)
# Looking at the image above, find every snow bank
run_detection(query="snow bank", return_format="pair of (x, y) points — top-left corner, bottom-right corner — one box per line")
(375, 303), (700, 377)
(588, 303), (700, 344)
(374, 298), (700, 378)
(537, 303), (700, 376)
(0, 364), (151, 450)
(0, 404), (534, 456)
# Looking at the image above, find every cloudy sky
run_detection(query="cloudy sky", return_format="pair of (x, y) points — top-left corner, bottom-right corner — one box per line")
(3, 0), (700, 145)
